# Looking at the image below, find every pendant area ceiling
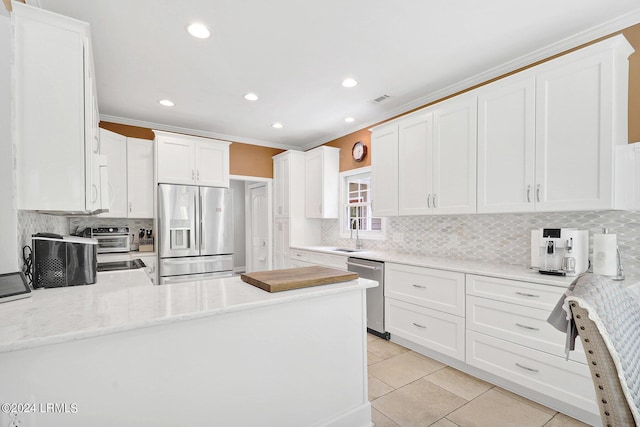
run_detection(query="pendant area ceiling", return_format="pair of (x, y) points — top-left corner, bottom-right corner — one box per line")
(36, 0), (640, 150)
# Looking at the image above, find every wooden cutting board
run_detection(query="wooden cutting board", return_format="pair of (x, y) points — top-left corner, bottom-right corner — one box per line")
(240, 266), (359, 293)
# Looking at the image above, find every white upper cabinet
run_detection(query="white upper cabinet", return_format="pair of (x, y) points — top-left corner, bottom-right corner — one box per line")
(534, 36), (632, 212)
(99, 129), (128, 218)
(371, 123), (399, 217)
(477, 73), (536, 213)
(273, 153), (290, 218)
(14, 3), (107, 213)
(398, 112), (433, 216)
(305, 146), (339, 219)
(477, 35), (633, 213)
(127, 138), (154, 218)
(100, 130), (155, 218)
(432, 94), (478, 214)
(156, 131), (230, 187)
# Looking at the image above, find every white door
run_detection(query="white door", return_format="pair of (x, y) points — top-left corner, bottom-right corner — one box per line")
(398, 112), (433, 216)
(248, 184), (269, 272)
(477, 73), (536, 213)
(432, 94), (478, 215)
(99, 129), (128, 218)
(371, 123), (399, 217)
(196, 140), (229, 187)
(127, 138), (154, 218)
(273, 218), (289, 269)
(156, 136), (195, 185)
(535, 49), (614, 211)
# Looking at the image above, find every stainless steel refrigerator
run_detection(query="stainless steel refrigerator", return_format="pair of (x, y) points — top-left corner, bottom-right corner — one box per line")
(158, 184), (233, 285)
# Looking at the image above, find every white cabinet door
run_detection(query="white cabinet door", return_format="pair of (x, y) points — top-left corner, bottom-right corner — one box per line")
(534, 48), (615, 212)
(195, 140), (230, 187)
(305, 149), (323, 218)
(477, 74), (536, 213)
(127, 138), (154, 218)
(14, 3), (91, 212)
(432, 94), (477, 214)
(273, 219), (290, 269)
(371, 123), (399, 217)
(398, 112), (433, 216)
(273, 154), (289, 218)
(99, 129), (128, 218)
(156, 135), (196, 185)
(305, 146), (339, 219)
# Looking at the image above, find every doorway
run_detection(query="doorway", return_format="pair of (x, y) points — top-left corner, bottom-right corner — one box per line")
(229, 176), (272, 274)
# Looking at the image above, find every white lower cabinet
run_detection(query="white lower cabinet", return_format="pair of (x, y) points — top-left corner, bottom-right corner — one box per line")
(386, 298), (465, 360)
(466, 330), (596, 414)
(290, 249), (347, 269)
(137, 254), (157, 285)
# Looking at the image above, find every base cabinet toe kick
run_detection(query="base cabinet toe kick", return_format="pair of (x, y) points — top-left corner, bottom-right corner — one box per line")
(384, 268), (600, 426)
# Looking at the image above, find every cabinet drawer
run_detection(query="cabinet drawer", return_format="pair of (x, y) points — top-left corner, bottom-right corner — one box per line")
(466, 331), (596, 414)
(313, 253), (347, 269)
(290, 259), (313, 268)
(466, 274), (565, 311)
(466, 295), (587, 364)
(290, 250), (311, 262)
(386, 298), (465, 361)
(386, 263), (465, 316)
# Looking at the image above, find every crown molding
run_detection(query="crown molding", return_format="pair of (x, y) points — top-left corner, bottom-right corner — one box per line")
(303, 7), (640, 150)
(99, 115), (302, 152)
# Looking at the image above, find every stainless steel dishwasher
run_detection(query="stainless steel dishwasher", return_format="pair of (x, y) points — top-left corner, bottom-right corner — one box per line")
(346, 257), (389, 339)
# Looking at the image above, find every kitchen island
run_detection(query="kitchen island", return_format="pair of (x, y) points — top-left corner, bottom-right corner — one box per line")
(0, 270), (377, 427)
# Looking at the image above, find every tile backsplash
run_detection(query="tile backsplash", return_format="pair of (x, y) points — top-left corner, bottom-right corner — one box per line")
(17, 212), (69, 268)
(69, 217), (154, 248)
(322, 210), (640, 272)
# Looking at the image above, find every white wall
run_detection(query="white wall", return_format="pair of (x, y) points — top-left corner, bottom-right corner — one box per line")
(0, 15), (18, 274)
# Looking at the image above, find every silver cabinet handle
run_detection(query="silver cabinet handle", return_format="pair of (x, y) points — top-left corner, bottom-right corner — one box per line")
(412, 322), (426, 329)
(427, 194), (431, 208)
(412, 284), (426, 289)
(92, 184), (98, 203)
(197, 170), (200, 181)
(129, 201), (133, 213)
(192, 169), (195, 180)
(515, 323), (539, 331)
(515, 363), (539, 373)
(319, 204), (322, 215)
(433, 194), (438, 208)
(295, 253), (303, 257)
(515, 291), (539, 298)
(536, 184), (541, 202)
(526, 185), (531, 203)
(345, 262), (379, 270)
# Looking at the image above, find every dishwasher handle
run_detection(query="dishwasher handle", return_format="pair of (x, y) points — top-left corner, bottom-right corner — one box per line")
(346, 261), (380, 271)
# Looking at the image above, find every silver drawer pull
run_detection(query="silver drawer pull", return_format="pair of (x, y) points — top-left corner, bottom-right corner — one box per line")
(515, 323), (539, 331)
(515, 363), (539, 373)
(515, 291), (540, 298)
(412, 322), (426, 329)
(412, 284), (426, 289)
(295, 254), (302, 257)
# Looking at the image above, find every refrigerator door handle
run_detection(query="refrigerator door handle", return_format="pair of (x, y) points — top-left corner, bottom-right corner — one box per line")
(194, 190), (200, 254)
(200, 191), (204, 253)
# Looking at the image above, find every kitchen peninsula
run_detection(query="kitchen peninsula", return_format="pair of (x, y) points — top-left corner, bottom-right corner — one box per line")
(0, 270), (377, 427)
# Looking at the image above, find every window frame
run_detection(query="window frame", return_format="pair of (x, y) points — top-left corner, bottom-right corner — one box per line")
(338, 166), (386, 240)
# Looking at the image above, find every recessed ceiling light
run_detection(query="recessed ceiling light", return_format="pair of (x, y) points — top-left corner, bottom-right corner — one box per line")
(345, 117), (355, 123)
(342, 78), (358, 88)
(244, 93), (259, 101)
(272, 122), (283, 129)
(158, 99), (175, 107)
(187, 23), (211, 39)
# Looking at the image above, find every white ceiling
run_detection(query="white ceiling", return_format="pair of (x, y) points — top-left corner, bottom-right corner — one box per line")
(34, 0), (640, 150)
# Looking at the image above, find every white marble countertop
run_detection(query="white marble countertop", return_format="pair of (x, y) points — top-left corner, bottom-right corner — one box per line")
(291, 245), (640, 289)
(0, 269), (376, 354)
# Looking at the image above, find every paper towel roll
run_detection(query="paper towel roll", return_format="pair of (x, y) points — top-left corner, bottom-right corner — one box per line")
(593, 232), (617, 276)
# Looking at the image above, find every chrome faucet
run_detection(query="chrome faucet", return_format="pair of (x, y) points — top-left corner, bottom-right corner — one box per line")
(350, 218), (363, 250)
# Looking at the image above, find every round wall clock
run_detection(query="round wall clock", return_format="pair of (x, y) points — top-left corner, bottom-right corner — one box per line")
(352, 141), (367, 162)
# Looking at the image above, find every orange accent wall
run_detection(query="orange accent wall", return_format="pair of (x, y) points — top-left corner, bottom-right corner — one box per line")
(99, 121), (155, 140)
(324, 23), (640, 171)
(229, 142), (285, 178)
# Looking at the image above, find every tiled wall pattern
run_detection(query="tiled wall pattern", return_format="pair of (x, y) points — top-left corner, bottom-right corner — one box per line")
(322, 210), (640, 272)
(17, 212), (69, 269)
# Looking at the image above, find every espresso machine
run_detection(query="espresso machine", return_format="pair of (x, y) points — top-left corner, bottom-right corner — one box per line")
(530, 228), (589, 276)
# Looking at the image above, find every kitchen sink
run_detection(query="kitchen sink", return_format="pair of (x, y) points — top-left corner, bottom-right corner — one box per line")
(328, 248), (362, 253)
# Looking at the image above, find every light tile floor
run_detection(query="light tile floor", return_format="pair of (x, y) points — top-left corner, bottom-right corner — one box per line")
(367, 334), (591, 427)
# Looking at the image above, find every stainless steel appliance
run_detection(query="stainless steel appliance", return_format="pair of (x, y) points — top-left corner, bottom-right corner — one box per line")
(32, 234), (98, 288)
(158, 184), (233, 285)
(347, 257), (388, 339)
(530, 228), (589, 276)
(92, 226), (131, 253)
